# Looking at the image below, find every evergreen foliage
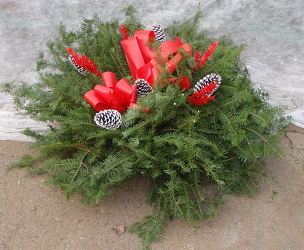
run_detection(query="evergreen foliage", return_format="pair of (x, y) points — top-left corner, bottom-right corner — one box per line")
(6, 6), (289, 249)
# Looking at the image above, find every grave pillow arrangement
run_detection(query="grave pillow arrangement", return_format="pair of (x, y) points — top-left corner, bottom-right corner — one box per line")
(6, 6), (289, 249)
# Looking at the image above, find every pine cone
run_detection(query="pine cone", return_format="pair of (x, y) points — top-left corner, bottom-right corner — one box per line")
(193, 73), (221, 94)
(94, 109), (122, 130)
(152, 24), (166, 44)
(134, 79), (153, 99)
(68, 55), (89, 76)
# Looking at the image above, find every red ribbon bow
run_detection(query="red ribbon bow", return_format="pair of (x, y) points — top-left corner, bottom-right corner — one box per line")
(84, 72), (141, 114)
(121, 31), (192, 89)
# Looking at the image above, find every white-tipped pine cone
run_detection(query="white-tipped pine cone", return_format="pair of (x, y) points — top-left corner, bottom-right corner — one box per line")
(193, 73), (221, 94)
(68, 55), (89, 75)
(134, 79), (153, 99)
(152, 24), (166, 44)
(94, 109), (122, 130)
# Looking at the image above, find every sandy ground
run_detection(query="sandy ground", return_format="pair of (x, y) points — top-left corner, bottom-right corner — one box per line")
(0, 124), (304, 250)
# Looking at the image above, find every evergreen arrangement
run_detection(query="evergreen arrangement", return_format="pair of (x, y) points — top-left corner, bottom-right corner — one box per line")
(6, 6), (289, 249)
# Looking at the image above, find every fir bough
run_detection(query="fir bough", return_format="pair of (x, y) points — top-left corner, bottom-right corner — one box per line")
(5, 6), (289, 249)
